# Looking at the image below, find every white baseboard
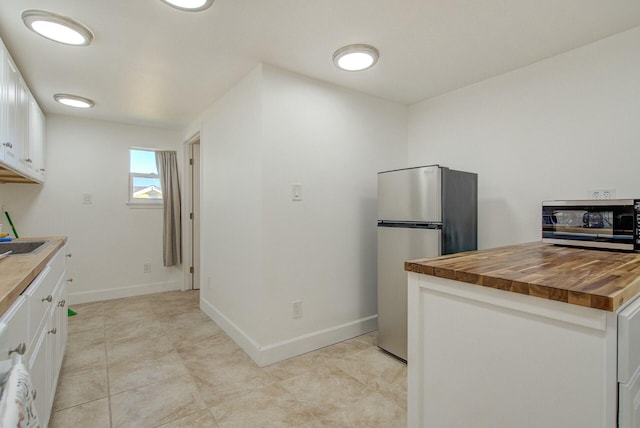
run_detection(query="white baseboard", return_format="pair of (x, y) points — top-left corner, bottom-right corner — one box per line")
(200, 297), (378, 367)
(68, 281), (182, 304)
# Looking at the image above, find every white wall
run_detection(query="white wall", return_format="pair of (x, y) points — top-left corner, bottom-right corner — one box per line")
(197, 66), (265, 351)
(0, 115), (184, 303)
(408, 27), (640, 249)
(196, 64), (408, 365)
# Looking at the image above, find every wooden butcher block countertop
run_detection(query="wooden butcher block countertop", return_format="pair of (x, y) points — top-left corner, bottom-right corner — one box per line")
(405, 241), (640, 312)
(0, 237), (67, 316)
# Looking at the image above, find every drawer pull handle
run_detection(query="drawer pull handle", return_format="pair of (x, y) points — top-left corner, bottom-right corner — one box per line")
(42, 295), (53, 303)
(2, 142), (13, 149)
(57, 299), (66, 307)
(32, 390), (36, 400)
(48, 328), (57, 335)
(67, 278), (73, 283)
(25, 158), (32, 163)
(8, 343), (26, 356)
(65, 253), (72, 258)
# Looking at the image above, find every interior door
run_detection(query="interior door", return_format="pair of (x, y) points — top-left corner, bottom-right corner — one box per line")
(191, 141), (201, 290)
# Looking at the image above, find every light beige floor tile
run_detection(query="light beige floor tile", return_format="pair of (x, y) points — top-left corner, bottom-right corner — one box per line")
(106, 318), (165, 343)
(106, 329), (175, 366)
(110, 376), (207, 428)
(313, 390), (407, 428)
(152, 300), (202, 318)
(70, 301), (107, 316)
(262, 332), (378, 382)
(52, 365), (108, 411)
(53, 290), (407, 428)
(163, 311), (222, 348)
(210, 384), (322, 428)
(49, 398), (110, 428)
(176, 330), (243, 363)
(263, 349), (332, 382)
(278, 366), (371, 414)
(61, 329), (106, 374)
(335, 347), (406, 407)
(352, 330), (378, 347)
(109, 349), (190, 394)
(186, 354), (278, 407)
(67, 304), (106, 333)
(313, 335), (377, 360)
(156, 409), (219, 428)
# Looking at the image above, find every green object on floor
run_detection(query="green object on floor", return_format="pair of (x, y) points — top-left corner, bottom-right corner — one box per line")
(68, 308), (77, 316)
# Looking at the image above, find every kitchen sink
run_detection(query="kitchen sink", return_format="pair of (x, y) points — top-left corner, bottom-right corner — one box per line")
(0, 240), (49, 256)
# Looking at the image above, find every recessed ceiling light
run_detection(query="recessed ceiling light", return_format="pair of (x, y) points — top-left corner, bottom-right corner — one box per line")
(22, 10), (94, 46)
(332, 44), (379, 72)
(160, 0), (215, 11)
(54, 94), (95, 109)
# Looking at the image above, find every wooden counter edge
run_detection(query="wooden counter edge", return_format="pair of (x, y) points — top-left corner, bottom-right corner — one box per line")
(0, 237), (68, 317)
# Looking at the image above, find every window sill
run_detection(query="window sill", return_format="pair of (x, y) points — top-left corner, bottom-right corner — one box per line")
(126, 202), (163, 209)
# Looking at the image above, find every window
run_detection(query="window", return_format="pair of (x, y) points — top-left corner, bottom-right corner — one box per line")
(129, 148), (162, 205)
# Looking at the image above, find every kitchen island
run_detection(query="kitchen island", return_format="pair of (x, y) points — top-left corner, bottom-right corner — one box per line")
(405, 242), (640, 428)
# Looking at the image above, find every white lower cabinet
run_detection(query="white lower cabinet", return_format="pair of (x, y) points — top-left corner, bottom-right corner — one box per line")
(0, 244), (68, 427)
(407, 273), (640, 428)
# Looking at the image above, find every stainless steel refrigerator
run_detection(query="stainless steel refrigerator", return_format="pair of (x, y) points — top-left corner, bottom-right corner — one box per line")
(377, 165), (477, 360)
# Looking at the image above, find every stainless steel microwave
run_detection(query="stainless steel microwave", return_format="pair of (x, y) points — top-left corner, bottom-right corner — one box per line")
(542, 199), (640, 251)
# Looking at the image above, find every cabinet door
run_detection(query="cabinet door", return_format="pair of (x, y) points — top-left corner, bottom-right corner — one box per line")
(619, 371), (640, 428)
(0, 46), (5, 163)
(0, 296), (28, 358)
(1, 56), (21, 168)
(618, 296), (640, 384)
(28, 328), (50, 428)
(27, 94), (45, 180)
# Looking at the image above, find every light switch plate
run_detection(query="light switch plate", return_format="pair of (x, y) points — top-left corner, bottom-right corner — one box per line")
(82, 193), (93, 204)
(292, 184), (302, 201)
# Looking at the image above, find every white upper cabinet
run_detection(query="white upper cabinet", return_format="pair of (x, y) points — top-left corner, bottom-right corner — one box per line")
(27, 94), (46, 180)
(0, 37), (46, 183)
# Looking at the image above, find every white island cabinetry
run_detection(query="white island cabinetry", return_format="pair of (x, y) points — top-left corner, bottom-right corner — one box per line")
(406, 242), (640, 428)
(407, 273), (619, 428)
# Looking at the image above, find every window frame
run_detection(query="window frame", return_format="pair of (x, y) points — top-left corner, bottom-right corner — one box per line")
(128, 148), (163, 207)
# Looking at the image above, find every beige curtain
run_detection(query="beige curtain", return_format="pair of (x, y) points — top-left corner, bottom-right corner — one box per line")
(156, 151), (182, 266)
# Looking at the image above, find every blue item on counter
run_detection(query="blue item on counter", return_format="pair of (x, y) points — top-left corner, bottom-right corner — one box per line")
(0, 237), (12, 242)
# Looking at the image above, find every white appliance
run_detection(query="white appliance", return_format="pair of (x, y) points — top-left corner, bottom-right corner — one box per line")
(377, 165), (477, 360)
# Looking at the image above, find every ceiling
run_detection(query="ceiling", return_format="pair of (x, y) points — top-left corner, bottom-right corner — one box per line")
(0, 0), (639, 130)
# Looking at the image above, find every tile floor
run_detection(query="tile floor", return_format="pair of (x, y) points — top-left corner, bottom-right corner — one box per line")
(49, 290), (407, 427)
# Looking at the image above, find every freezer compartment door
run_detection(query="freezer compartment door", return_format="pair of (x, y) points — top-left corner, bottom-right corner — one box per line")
(378, 166), (441, 222)
(377, 226), (440, 360)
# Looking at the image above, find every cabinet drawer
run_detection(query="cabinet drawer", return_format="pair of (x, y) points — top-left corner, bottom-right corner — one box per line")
(618, 295), (640, 383)
(0, 296), (28, 359)
(47, 245), (66, 289)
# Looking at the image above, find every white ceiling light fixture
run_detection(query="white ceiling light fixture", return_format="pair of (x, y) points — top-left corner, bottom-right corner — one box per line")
(54, 94), (95, 109)
(22, 10), (94, 46)
(160, 0), (215, 11)
(332, 44), (379, 72)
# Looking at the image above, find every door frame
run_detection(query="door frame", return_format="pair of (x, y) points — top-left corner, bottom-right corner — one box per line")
(182, 132), (201, 291)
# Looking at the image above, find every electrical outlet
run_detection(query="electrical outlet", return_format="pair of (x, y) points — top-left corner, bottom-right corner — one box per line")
(292, 300), (302, 319)
(143, 263), (151, 273)
(589, 189), (616, 199)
